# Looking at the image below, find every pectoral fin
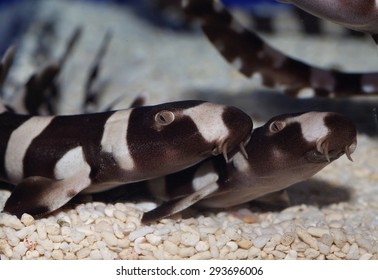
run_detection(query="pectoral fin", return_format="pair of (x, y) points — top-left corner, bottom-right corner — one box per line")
(141, 182), (219, 224)
(4, 172), (91, 218)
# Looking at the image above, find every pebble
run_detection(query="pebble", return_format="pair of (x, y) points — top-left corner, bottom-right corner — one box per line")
(50, 234), (64, 242)
(307, 227), (329, 238)
(208, 234), (219, 258)
(320, 234), (334, 247)
(154, 228), (171, 236)
(281, 232), (295, 246)
(296, 227), (318, 250)
(46, 224), (60, 236)
(305, 248), (320, 259)
(128, 227), (154, 241)
(179, 247), (196, 258)
(64, 252), (77, 260)
(101, 232), (118, 247)
(16, 225), (36, 239)
(271, 250), (286, 259)
(359, 253), (373, 260)
(181, 232), (200, 247)
(318, 242), (331, 255)
(356, 238), (373, 252)
(164, 240), (179, 255)
(90, 249), (103, 260)
(330, 228), (347, 248)
(346, 243), (360, 260)
(196, 240), (210, 252)
(40, 239), (54, 251)
(284, 250), (297, 260)
(51, 249), (64, 260)
(253, 236), (270, 249)
(146, 234), (162, 246)
(70, 230), (86, 243)
(94, 221), (113, 233)
(78, 208), (91, 221)
(76, 225), (94, 236)
(25, 250), (40, 259)
(59, 242), (70, 251)
(20, 214), (35, 227)
(0, 214), (24, 230)
(190, 251), (212, 260)
(56, 214), (71, 227)
(13, 243), (28, 258)
(225, 228), (241, 241)
(118, 238), (130, 248)
(36, 222), (47, 240)
(114, 210), (127, 222)
(238, 238), (253, 249)
(291, 241), (309, 252)
(226, 241), (238, 252)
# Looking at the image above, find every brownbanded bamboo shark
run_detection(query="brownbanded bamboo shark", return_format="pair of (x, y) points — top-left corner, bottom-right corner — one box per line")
(182, 0), (378, 97)
(0, 100), (253, 218)
(142, 110), (357, 223)
(278, 0), (378, 44)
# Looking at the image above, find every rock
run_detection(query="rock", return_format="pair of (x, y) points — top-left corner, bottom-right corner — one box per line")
(16, 226), (36, 241)
(296, 227), (318, 250)
(146, 234), (162, 246)
(284, 250), (297, 260)
(330, 228), (347, 248)
(208, 235), (219, 258)
(36, 222), (47, 240)
(90, 249), (103, 260)
(318, 242), (331, 255)
(226, 241), (238, 252)
(190, 251), (212, 260)
(51, 249), (64, 260)
(195, 240), (210, 252)
(128, 227), (154, 241)
(179, 247), (196, 258)
(253, 236), (270, 249)
(237, 238), (252, 249)
(114, 210), (127, 222)
(46, 224), (60, 236)
(70, 230), (86, 243)
(77, 247), (91, 259)
(101, 232), (118, 247)
(346, 243), (360, 260)
(0, 213), (24, 230)
(307, 227), (330, 238)
(304, 248), (320, 259)
(359, 253), (373, 260)
(164, 240), (178, 255)
(20, 214), (35, 227)
(281, 232), (295, 246)
(181, 232), (200, 247)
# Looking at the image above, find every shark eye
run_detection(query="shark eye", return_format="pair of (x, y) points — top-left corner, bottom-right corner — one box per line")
(155, 110), (175, 126)
(269, 120), (286, 133)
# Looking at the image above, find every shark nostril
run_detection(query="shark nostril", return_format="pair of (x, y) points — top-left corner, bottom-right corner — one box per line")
(316, 138), (330, 162)
(345, 139), (357, 162)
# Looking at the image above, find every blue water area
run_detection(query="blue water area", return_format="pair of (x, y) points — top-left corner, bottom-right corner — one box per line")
(0, 0), (36, 54)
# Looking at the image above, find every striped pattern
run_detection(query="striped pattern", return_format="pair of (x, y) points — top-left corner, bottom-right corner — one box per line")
(142, 111), (357, 223)
(182, 0), (378, 97)
(283, 0), (378, 40)
(5, 116), (54, 182)
(1, 100), (253, 217)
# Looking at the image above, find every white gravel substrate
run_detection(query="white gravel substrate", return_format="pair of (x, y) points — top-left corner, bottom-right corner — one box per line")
(1, 0), (378, 260)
